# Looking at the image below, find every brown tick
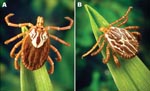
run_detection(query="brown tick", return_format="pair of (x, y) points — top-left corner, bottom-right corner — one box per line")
(4, 13), (73, 74)
(82, 7), (141, 66)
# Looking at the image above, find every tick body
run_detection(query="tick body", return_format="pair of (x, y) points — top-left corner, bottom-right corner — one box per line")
(105, 27), (139, 59)
(4, 13), (73, 74)
(22, 31), (50, 70)
(82, 7), (140, 66)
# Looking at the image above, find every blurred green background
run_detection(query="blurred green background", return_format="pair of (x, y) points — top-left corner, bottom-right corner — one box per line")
(0, 0), (74, 91)
(76, 0), (150, 91)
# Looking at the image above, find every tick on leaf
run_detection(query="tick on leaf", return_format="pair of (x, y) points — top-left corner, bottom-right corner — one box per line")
(4, 13), (73, 74)
(82, 7), (141, 66)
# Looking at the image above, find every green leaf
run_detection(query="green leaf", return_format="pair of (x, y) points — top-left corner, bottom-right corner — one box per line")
(20, 27), (53, 91)
(85, 4), (150, 91)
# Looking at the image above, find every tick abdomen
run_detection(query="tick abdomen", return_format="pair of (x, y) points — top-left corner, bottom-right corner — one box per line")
(105, 27), (139, 58)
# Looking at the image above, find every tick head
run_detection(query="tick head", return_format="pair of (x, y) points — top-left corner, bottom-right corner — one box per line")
(99, 27), (108, 33)
(36, 16), (44, 26)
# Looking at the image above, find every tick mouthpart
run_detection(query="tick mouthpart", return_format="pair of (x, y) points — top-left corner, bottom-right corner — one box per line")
(36, 16), (44, 26)
(99, 27), (108, 33)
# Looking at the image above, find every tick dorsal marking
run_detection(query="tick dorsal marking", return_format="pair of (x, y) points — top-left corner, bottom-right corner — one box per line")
(29, 29), (48, 48)
(105, 27), (138, 57)
(29, 29), (36, 40)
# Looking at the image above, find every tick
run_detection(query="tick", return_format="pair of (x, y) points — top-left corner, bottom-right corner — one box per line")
(4, 13), (73, 74)
(82, 7), (141, 66)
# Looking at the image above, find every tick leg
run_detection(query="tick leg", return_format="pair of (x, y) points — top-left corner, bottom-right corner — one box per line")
(103, 45), (110, 64)
(125, 26), (139, 30)
(91, 40), (105, 56)
(112, 54), (120, 67)
(110, 6), (132, 26)
(131, 32), (141, 36)
(5, 13), (33, 27)
(50, 45), (62, 62)
(4, 32), (25, 44)
(49, 34), (70, 46)
(14, 50), (22, 70)
(82, 35), (104, 58)
(10, 40), (22, 58)
(47, 56), (54, 74)
(131, 32), (141, 41)
(46, 17), (73, 31)
(117, 17), (128, 27)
